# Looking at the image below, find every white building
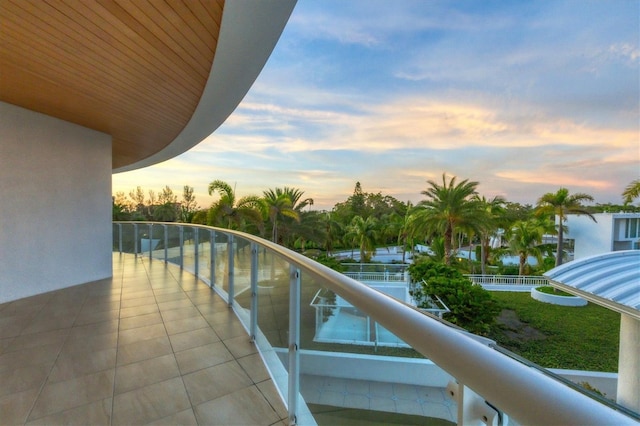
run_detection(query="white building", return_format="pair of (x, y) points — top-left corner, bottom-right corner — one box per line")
(564, 213), (640, 260)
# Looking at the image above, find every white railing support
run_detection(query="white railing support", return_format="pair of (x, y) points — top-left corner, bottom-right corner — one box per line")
(227, 235), (234, 307)
(179, 226), (184, 268)
(250, 242), (258, 342)
(194, 227), (199, 276)
(288, 265), (301, 426)
(210, 230), (216, 288)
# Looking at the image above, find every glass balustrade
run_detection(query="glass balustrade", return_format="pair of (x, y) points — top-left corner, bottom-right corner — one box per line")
(113, 222), (639, 426)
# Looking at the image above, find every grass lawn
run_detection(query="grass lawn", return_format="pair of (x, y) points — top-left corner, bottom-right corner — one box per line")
(488, 292), (620, 372)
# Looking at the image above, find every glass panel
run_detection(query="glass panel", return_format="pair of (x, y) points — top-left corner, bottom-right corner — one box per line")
(299, 271), (458, 424)
(150, 224), (165, 261)
(165, 225), (181, 266)
(231, 236), (253, 301)
(196, 227), (211, 284)
(182, 226), (196, 274)
(213, 232), (229, 294)
(112, 223), (120, 252)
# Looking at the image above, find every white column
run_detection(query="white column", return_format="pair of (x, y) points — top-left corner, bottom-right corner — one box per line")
(617, 313), (640, 412)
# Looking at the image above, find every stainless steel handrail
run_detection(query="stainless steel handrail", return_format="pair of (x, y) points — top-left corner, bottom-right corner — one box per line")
(114, 222), (637, 425)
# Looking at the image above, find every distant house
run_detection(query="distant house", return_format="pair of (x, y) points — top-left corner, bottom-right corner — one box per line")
(564, 213), (640, 260)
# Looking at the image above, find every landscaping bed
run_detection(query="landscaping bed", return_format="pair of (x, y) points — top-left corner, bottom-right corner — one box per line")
(489, 292), (620, 371)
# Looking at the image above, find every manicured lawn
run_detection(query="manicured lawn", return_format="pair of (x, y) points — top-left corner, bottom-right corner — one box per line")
(488, 292), (620, 372)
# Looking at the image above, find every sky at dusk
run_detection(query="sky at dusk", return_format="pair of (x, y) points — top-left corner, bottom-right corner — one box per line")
(112, 0), (640, 211)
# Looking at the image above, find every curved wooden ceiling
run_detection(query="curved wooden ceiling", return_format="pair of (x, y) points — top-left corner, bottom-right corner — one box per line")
(0, 0), (224, 169)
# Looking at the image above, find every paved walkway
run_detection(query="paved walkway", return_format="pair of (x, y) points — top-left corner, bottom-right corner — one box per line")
(0, 253), (287, 425)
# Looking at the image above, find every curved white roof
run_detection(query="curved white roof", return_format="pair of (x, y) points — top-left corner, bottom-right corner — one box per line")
(544, 250), (640, 320)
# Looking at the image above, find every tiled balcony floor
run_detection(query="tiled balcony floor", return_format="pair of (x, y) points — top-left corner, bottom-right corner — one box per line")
(0, 253), (287, 425)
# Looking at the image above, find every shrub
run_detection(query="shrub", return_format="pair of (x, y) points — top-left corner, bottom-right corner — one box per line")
(409, 259), (500, 335)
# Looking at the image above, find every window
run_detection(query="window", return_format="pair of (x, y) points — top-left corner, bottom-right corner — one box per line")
(625, 218), (639, 239)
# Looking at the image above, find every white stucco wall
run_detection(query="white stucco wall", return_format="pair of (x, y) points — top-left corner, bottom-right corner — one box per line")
(565, 214), (613, 259)
(565, 213), (640, 260)
(0, 102), (112, 303)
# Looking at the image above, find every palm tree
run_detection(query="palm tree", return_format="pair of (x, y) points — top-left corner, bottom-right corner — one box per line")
(504, 219), (546, 276)
(412, 173), (482, 265)
(207, 180), (263, 232)
(348, 215), (378, 263)
(623, 179), (640, 205)
(473, 195), (506, 274)
(536, 188), (595, 266)
(263, 188), (300, 244)
(321, 212), (343, 256)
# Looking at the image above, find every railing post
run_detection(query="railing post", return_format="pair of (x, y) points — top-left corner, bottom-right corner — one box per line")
(210, 230), (216, 288)
(179, 226), (184, 269)
(227, 235), (234, 306)
(133, 223), (138, 256)
(288, 265), (301, 426)
(163, 224), (168, 262)
(447, 381), (504, 426)
(194, 227), (199, 277)
(148, 223), (153, 260)
(250, 242), (259, 342)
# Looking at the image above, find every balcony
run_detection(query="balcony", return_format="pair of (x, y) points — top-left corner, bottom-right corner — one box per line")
(1, 222), (637, 425)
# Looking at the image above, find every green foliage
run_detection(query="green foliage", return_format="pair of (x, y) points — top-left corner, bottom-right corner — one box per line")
(535, 286), (574, 296)
(311, 254), (345, 272)
(489, 292), (620, 371)
(408, 260), (500, 335)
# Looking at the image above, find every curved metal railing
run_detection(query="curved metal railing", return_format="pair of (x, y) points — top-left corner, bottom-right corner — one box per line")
(113, 222), (637, 425)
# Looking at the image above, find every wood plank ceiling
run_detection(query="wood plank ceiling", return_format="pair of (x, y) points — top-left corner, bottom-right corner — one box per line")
(0, 0), (224, 169)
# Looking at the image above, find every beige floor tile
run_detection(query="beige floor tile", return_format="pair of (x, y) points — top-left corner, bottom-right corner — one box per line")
(183, 360), (253, 405)
(210, 316), (248, 340)
(175, 341), (234, 374)
(119, 303), (159, 318)
(63, 330), (118, 353)
(164, 315), (210, 335)
(5, 328), (69, 352)
(114, 353), (180, 394)
(26, 398), (112, 426)
(119, 311), (163, 330)
(146, 408), (198, 425)
(237, 353), (271, 383)
(256, 379), (288, 420)
(74, 308), (120, 326)
(194, 386), (280, 426)
(117, 335), (173, 366)
(28, 369), (114, 420)
(112, 377), (191, 425)
(157, 298), (195, 311)
(0, 363), (50, 398)
(48, 347), (117, 383)
(118, 323), (167, 346)
(168, 327), (220, 353)
(120, 296), (157, 309)
(160, 306), (200, 321)
(0, 388), (40, 425)
(0, 342), (61, 372)
(223, 334), (258, 359)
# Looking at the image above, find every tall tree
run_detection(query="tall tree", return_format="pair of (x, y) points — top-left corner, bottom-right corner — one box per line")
(623, 179), (640, 206)
(181, 185), (198, 223)
(207, 180), (263, 232)
(347, 215), (378, 263)
(263, 188), (299, 243)
(473, 195), (507, 274)
(412, 173), (482, 265)
(504, 219), (546, 275)
(536, 188), (595, 266)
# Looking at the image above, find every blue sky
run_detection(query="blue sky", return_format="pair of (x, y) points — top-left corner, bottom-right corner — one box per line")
(113, 0), (639, 210)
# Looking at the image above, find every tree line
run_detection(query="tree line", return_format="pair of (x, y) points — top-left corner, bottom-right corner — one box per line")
(113, 176), (640, 275)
